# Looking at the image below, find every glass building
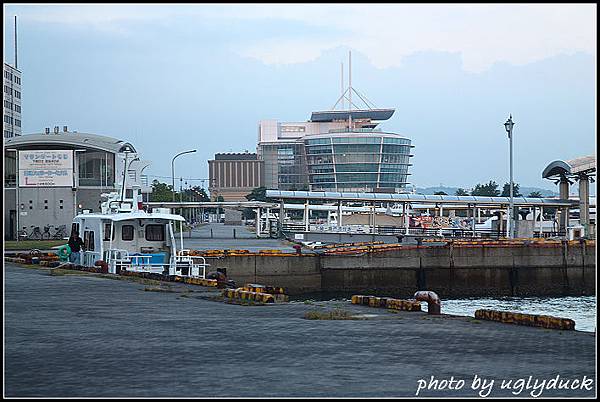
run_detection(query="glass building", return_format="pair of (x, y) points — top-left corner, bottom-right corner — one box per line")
(257, 108), (413, 193)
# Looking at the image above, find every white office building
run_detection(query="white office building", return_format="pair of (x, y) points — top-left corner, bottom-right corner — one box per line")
(3, 62), (22, 138)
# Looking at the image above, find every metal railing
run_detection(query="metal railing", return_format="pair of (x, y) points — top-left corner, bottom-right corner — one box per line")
(175, 250), (209, 278)
(82, 251), (102, 267)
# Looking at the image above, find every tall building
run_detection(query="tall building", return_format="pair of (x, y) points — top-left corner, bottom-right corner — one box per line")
(208, 152), (264, 201)
(257, 109), (414, 192)
(3, 62), (22, 138)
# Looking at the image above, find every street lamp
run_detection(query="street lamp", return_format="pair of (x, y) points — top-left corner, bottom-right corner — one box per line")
(171, 149), (196, 202)
(504, 114), (515, 238)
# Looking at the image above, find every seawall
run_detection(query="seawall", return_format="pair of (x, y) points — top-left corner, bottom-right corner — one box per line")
(206, 240), (596, 297)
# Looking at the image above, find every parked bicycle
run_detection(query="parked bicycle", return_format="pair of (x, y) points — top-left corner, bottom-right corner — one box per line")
(42, 225), (52, 240)
(52, 225), (69, 240)
(27, 226), (43, 240)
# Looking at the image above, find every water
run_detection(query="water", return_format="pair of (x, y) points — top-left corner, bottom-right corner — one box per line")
(292, 294), (597, 333)
(436, 296), (596, 333)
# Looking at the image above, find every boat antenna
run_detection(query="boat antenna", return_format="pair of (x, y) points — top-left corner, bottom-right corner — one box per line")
(120, 151), (129, 202)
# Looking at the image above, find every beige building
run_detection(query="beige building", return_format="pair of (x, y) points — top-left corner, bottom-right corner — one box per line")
(208, 152), (264, 201)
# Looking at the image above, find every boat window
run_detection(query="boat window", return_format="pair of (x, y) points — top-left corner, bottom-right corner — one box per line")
(103, 223), (112, 241)
(145, 224), (165, 241)
(84, 230), (95, 251)
(71, 222), (79, 237)
(122, 225), (134, 241)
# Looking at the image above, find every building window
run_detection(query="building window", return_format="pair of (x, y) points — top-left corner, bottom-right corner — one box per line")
(145, 224), (164, 241)
(122, 225), (134, 241)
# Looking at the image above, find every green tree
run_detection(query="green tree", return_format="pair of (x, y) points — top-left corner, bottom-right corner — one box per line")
(455, 188), (470, 196)
(501, 182), (521, 197)
(245, 186), (274, 202)
(528, 191), (543, 198)
(471, 181), (500, 196)
(149, 180), (176, 202)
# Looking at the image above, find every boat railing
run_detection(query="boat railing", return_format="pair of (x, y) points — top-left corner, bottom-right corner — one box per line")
(82, 251), (102, 267)
(175, 250), (209, 278)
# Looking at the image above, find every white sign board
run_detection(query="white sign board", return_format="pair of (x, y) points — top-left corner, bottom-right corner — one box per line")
(18, 150), (74, 187)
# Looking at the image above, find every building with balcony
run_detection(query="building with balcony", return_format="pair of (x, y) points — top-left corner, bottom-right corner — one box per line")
(3, 62), (22, 138)
(257, 108), (413, 192)
(208, 152), (264, 201)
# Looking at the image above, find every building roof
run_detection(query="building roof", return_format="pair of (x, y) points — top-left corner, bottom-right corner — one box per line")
(542, 155), (596, 179)
(266, 190), (577, 207)
(310, 109), (395, 122)
(214, 152), (258, 161)
(4, 131), (137, 154)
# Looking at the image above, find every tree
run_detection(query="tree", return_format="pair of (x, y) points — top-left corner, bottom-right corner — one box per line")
(501, 182), (521, 197)
(528, 191), (543, 198)
(245, 186), (274, 202)
(149, 180), (175, 202)
(455, 188), (469, 196)
(434, 191), (447, 195)
(471, 181), (500, 196)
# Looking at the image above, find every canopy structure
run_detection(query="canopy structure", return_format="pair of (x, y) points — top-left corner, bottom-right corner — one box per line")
(542, 155), (596, 180)
(265, 190), (576, 207)
(541, 155), (596, 233)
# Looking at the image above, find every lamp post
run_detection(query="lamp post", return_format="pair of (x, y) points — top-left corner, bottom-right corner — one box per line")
(171, 150), (196, 202)
(504, 115), (515, 238)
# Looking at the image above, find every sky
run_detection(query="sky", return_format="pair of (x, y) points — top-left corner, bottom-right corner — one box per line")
(3, 3), (597, 193)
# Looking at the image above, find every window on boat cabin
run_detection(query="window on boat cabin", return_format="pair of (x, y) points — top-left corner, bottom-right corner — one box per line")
(145, 224), (164, 241)
(103, 223), (112, 241)
(122, 224), (134, 241)
(84, 230), (95, 251)
(71, 222), (79, 237)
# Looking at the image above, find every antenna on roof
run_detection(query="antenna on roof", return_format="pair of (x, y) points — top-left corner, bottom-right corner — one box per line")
(341, 62), (344, 110)
(14, 16), (18, 69)
(330, 50), (378, 113)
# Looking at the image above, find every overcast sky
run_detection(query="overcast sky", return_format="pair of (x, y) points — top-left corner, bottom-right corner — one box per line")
(3, 3), (597, 192)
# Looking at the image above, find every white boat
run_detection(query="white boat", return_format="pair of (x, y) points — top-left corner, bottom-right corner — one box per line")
(72, 186), (208, 278)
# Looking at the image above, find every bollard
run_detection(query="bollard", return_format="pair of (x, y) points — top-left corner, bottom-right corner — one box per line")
(211, 229), (213, 239)
(233, 228), (236, 239)
(414, 291), (441, 315)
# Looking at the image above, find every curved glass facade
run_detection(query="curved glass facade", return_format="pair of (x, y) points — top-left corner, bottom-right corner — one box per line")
(304, 133), (412, 192)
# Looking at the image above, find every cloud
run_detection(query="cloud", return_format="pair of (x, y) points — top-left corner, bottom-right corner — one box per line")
(6, 3), (596, 72)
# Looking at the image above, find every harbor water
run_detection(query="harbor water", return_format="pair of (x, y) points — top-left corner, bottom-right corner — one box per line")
(292, 294), (597, 332)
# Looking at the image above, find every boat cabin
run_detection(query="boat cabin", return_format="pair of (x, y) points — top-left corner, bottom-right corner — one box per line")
(72, 188), (207, 277)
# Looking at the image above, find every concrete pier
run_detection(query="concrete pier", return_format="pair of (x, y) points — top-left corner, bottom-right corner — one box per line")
(205, 241), (596, 296)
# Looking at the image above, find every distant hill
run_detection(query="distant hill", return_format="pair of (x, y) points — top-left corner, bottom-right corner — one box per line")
(415, 185), (558, 197)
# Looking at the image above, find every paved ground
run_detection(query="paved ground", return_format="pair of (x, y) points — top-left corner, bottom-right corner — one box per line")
(180, 223), (300, 252)
(4, 263), (596, 398)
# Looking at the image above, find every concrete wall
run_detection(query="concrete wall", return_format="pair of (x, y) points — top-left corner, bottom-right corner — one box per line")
(208, 242), (596, 297)
(205, 255), (322, 294)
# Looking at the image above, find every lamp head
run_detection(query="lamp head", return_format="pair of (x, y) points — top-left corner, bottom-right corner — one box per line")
(504, 115), (514, 134)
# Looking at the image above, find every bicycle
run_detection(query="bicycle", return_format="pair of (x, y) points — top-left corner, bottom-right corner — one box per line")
(28, 226), (42, 240)
(41, 225), (52, 240)
(52, 225), (69, 240)
(17, 227), (29, 240)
